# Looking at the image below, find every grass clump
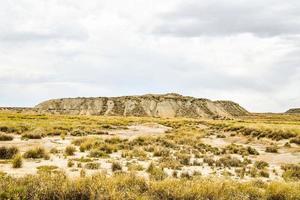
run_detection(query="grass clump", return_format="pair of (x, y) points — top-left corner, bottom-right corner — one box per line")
(0, 146), (18, 159)
(23, 147), (49, 159)
(111, 161), (122, 172)
(281, 164), (300, 181)
(147, 162), (167, 180)
(85, 162), (100, 170)
(88, 149), (108, 158)
(216, 156), (243, 168)
(12, 154), (22, 168)
(0, 172), (299, 199)
(290, 137), (300, 145)
(254, 160), (269, 169)
(65, 145), (76, 156)
(265, 146), (279, 153)
(21, 132), (43, 140)
(37, 165), (59, 174)
(127, 162), (144, 171)
(0, 134), (13, 141)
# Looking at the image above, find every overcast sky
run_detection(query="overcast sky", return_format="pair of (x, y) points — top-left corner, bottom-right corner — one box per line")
(0, 0), (299, 112)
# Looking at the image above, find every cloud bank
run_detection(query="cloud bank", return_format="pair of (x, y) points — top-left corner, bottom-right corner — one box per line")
(0, 0), (299, 112)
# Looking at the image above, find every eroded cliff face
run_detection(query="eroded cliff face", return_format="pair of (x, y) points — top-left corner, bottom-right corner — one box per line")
(34, 93), (248, 118)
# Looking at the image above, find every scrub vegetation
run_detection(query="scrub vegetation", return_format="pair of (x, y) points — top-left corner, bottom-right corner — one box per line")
(0, 111), (299, 199)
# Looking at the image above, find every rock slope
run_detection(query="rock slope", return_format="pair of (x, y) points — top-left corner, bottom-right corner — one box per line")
(35, 93), (248, 118)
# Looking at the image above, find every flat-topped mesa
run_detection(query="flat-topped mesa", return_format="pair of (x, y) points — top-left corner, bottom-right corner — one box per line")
(35, 93), (249, 118)
(286, 108), (300, 114)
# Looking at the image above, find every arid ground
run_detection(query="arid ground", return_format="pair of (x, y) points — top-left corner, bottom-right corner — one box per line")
(0, 112), (300, 199)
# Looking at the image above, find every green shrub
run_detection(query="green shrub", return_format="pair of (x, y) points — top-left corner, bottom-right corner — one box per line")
(0, 146), (18, 159)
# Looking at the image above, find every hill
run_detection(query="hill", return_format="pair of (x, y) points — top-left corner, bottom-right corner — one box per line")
(35, 93), (248, 118)
(286, 108), (300, 114)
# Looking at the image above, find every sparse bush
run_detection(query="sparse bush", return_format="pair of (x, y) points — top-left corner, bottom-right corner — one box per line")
(23, 147), (48, 159)
(281, 164), (300, 181)
(88, 149), (108, 158)
(159, 157), (182, 170)
(127, 163), (144, 171)
(259, 170), (270, 178)
(36, 165), (59, 174)
(216, 156), (243, 167)
(290, 137), (300, 145)
(254, 161), (269, 170)
(85, 162), (100, 170)
(21, 132), (42, 139)
(12, 154), (22, 168)
(266, 146), (278, 153)
(153, 147), (170, 157)
(203, 156), (215, 166)
(67, 160), (74, 167)
(175, 153), (191, 165)
(147, 162), (167, 180)
(0, 134), (13, 141)
(0, 146), (18, 159)
(50, 147), (59, 154)
(65, 145), (76, 156)
(111, 161), (122, 172)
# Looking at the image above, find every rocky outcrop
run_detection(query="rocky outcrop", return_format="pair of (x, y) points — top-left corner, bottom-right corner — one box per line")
(35, 93), (249, 118)
(285, 108), (300, 114)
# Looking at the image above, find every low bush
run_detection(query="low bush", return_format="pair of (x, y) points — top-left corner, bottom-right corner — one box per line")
(111, 161), (122, 172)
(12, 154), (22, 168)
(0, 134), (13, 141)
(203, 156), (215, 166)
(88, 149), (108, 158)
(147, 162), (167, 180)
(290, 137), (300, 145)
(23, 147), (49, 159)
(85, 162), (100, 170)
(65, 145), (76, 156)
(127, 162), (144, 171)
(281, 164), (300, 181)
(21, 132), (43, 140)
(254, 161), (269, 170)
(0, 146), (18, 159)
(37, 165), (59, 174)
(216, 156), (243, 168)
(265, 146), (278, 153)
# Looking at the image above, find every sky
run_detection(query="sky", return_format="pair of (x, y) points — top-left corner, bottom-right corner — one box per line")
(0, 0), (299, 112)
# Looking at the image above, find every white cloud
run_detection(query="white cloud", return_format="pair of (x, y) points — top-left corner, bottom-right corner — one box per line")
(0, 0), (299, 112)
